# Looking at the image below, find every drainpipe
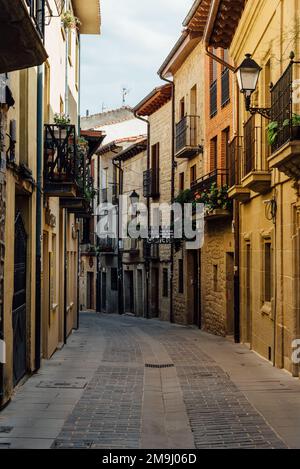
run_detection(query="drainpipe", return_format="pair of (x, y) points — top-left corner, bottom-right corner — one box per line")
(134, 111), (150, 319)
(35, 64), (44, 371)
(158, 74), (175, 323)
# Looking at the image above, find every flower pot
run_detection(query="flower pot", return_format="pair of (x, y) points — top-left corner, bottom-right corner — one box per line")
(292, 125), (300, 141)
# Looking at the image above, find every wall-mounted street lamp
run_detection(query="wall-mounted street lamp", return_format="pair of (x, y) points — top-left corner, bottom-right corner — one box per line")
(129, 190), (140, 206)
(235, 54), (271, 119)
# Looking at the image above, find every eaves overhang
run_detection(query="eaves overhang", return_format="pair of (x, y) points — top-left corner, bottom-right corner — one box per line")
(158, 31), (201, 78)
(206, 0), (247, 49)
(72, 0), (101, 35)
(134, 84), (172, 117)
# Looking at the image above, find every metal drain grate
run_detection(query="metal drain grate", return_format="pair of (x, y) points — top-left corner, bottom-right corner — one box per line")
(53, 440), (94, 449)
(145, 364), (174, 369)
(36, 380), (87, 389)
(0, 426), (13, 434)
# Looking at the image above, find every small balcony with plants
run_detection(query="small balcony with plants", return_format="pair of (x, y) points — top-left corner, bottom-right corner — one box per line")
(44, 114), (78, 198)
(58, 132), (97, 218)
(241, 114), (271, 194)
(176, 169), (232, 221)
(175, 115), (202, 159)
(227, 136), (250, 202)
(98, 237), (117, 255)
(267, 58), (300, 179)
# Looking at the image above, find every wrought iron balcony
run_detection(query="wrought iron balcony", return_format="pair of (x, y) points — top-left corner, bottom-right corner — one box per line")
(242, 114), (271, 194)
(143, 168), (159, 198)
(44, 124), (78, 197)
(26, 0), (45, 39)
(268, 59), (300, 180)
(120, 238), (139, 255)
(0, 0), (47, 74)
(191, 168), (228, 193)
(98, 237), (117, 254)
(175, 115), (202, 159)
(227, 136), (250, 202)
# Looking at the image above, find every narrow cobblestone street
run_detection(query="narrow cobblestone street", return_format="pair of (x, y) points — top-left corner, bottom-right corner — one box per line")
(1, 313), (300, 449)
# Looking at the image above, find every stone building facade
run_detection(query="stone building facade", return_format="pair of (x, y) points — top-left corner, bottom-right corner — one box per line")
(134, 85), (173, 321)
(0, 0), (101, 407)
(206, 0), (300, 373)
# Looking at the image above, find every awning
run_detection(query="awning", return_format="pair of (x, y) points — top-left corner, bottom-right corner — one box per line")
(0, 0), (48, 73)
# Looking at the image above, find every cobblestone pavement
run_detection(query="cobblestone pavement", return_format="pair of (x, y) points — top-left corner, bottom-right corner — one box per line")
(1, 312), (299, 449)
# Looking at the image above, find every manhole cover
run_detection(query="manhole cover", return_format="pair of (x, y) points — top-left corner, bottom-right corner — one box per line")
(145, 364), (174, 369)
(53, 440), (93, 449)
(0, 426), (13, 434)
(36, 380), (87, 389)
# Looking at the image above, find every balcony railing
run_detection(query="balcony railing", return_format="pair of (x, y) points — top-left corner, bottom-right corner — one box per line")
(175, 115), (201, 158)
(44, 124), (77, 197)
(210, 80), (217, 117)
(121, 238), (139, 254)
(243, 114), (269, 177)
(270, 61), (300, 153)
(98, 237), (116, 254)
(143, 168), (159, 198)
(191, 168), (228, 193)
(228, 136), (243, 187)
(26, 0), (45, 38)
(221, 68), (230, 107)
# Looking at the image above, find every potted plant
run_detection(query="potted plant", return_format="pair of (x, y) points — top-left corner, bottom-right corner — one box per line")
(54, 113), (71, 127)
(61, 10), (81, 30)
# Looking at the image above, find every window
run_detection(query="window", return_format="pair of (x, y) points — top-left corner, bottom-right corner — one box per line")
(179, 172), (185, 191)
(151, 143), (160, 196)
(178, 259), (184, 294)
(221, 50), (230, 107)
(180, 98), (185, 119)
(213, 265), (218, 291)
(190, 165), (197, 186)
(60, 96), (64, 114)
(222, 127), (230, 171)
(210, 49), (218, 117)
(111, 268), (118, 291)
(75, 37), (79, 89)
(44, 61), (50, 122)
(163, 269), (169, 298)
(68, 29), (72, 65)
(264, 242), (272, 302)
(210, 136), (218, 170)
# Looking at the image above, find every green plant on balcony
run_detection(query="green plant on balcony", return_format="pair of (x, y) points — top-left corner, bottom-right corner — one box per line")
(61, 10), (81, 30)
(53, 113), (71, 127)
(84, 185), (98, 203)
(267, 121), (279, 146)
(267, 114), (300, 145)
(194, 183), (232, 213)
(174, 189), (194, 205)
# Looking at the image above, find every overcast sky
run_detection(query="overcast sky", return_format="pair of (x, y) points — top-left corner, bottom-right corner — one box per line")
(80, 0), (193, 116)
